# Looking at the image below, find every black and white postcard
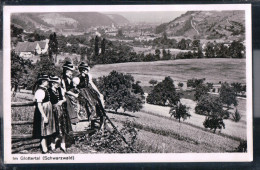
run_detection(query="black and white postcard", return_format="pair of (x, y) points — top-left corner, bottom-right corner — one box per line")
(3, 4), (253, 163)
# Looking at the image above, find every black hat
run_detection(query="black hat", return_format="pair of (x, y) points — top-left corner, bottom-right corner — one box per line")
(38, 74), (49, 81)
(63, 61), (75, 70)
(78, 62), (89, 71)
(49, 75), (61, 84)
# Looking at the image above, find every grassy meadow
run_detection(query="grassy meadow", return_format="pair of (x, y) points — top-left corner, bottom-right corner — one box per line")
(90, 58), (246, 86)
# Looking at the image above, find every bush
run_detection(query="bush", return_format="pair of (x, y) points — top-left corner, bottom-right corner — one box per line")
(178, 82), (184, 88)
(231, 108), (242, 122)
(206, 82), (213, 89)
(233, 140), (247, 152)
(231, 82), (242, 95)
(187, 78), (205, 88)
(241, 85), (246, 92)
(77, 119), (140, 153)
(203, 117), (225, 133)
(222, 110), (231, 119)
(146, 76), (180, 106)
(149, 79), (158, 87)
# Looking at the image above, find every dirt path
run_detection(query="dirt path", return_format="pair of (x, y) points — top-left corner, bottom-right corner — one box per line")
(226, 19), (232, 26)
(191, 19), (199, 35)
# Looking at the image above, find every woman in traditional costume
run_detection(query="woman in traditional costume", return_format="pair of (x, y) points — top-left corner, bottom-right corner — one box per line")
(68, 77), (88, 120)
(61, 61), (79, 124)
(48, 76), (72, 152)
(33, 74), (56, 154)
(77, 62), (105, 129)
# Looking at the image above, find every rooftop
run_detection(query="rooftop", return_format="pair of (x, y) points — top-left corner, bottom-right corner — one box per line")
(15, 42), (38, 53)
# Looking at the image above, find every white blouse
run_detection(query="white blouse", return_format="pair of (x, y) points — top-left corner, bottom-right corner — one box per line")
(35, 89), (45, 103)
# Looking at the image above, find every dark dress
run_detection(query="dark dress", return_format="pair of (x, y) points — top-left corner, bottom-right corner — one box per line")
(48, 87), (72, 137)
(62, 77), (79, 124)
(33, 87), (56, 138)
(68, 87), (88, 120)
(77, 75), (104, 120)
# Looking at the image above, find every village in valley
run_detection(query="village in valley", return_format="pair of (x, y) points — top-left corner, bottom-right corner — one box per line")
(10, 11), (248, 154)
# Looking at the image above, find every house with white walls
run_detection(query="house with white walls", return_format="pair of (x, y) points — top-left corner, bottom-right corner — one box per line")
(15, 40), (49, 59)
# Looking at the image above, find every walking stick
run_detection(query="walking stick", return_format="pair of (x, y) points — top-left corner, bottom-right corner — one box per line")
(79, 90), (134, 151)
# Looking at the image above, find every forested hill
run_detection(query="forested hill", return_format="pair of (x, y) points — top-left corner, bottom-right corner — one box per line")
(11, 12), (129, 32)
(155, 11), (245, 41)
(106, 14), (130, 25)
(60, 12), (129, 28)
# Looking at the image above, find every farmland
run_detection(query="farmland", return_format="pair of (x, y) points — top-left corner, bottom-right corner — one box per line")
(132, 46), (192, 56)
(90, 58), (246, 86)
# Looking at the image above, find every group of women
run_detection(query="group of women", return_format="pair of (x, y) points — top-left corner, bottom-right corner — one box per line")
(32, 61), (105, 154)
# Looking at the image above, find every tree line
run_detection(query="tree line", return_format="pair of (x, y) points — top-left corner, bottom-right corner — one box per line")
(133, 32), (245, 58)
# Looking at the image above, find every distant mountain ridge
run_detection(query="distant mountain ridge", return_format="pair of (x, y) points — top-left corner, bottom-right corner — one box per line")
(11, 12), (130, 33)
(155, 11), (245, 41)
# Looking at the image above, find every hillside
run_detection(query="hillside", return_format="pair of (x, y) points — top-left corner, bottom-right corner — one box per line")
(11, 12), (130, 33)
(12, 91), (245, 153)
(60, 12), (128, 29)
(106, 14), (130, 25)
(11, 13), (52, 32)
(155, 11), (245, 41)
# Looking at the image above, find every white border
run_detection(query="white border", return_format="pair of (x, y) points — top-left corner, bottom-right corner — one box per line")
(3, 4), (253, 164)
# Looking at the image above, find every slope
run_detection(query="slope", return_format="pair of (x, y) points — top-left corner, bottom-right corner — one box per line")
(156, 10), (245, 41)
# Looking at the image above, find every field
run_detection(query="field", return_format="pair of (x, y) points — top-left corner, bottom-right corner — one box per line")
(90, 58), (246, 86)
(133, 46), (192, 56)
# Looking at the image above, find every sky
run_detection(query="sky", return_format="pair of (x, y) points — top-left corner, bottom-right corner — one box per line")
(104, 11), (186, 24)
